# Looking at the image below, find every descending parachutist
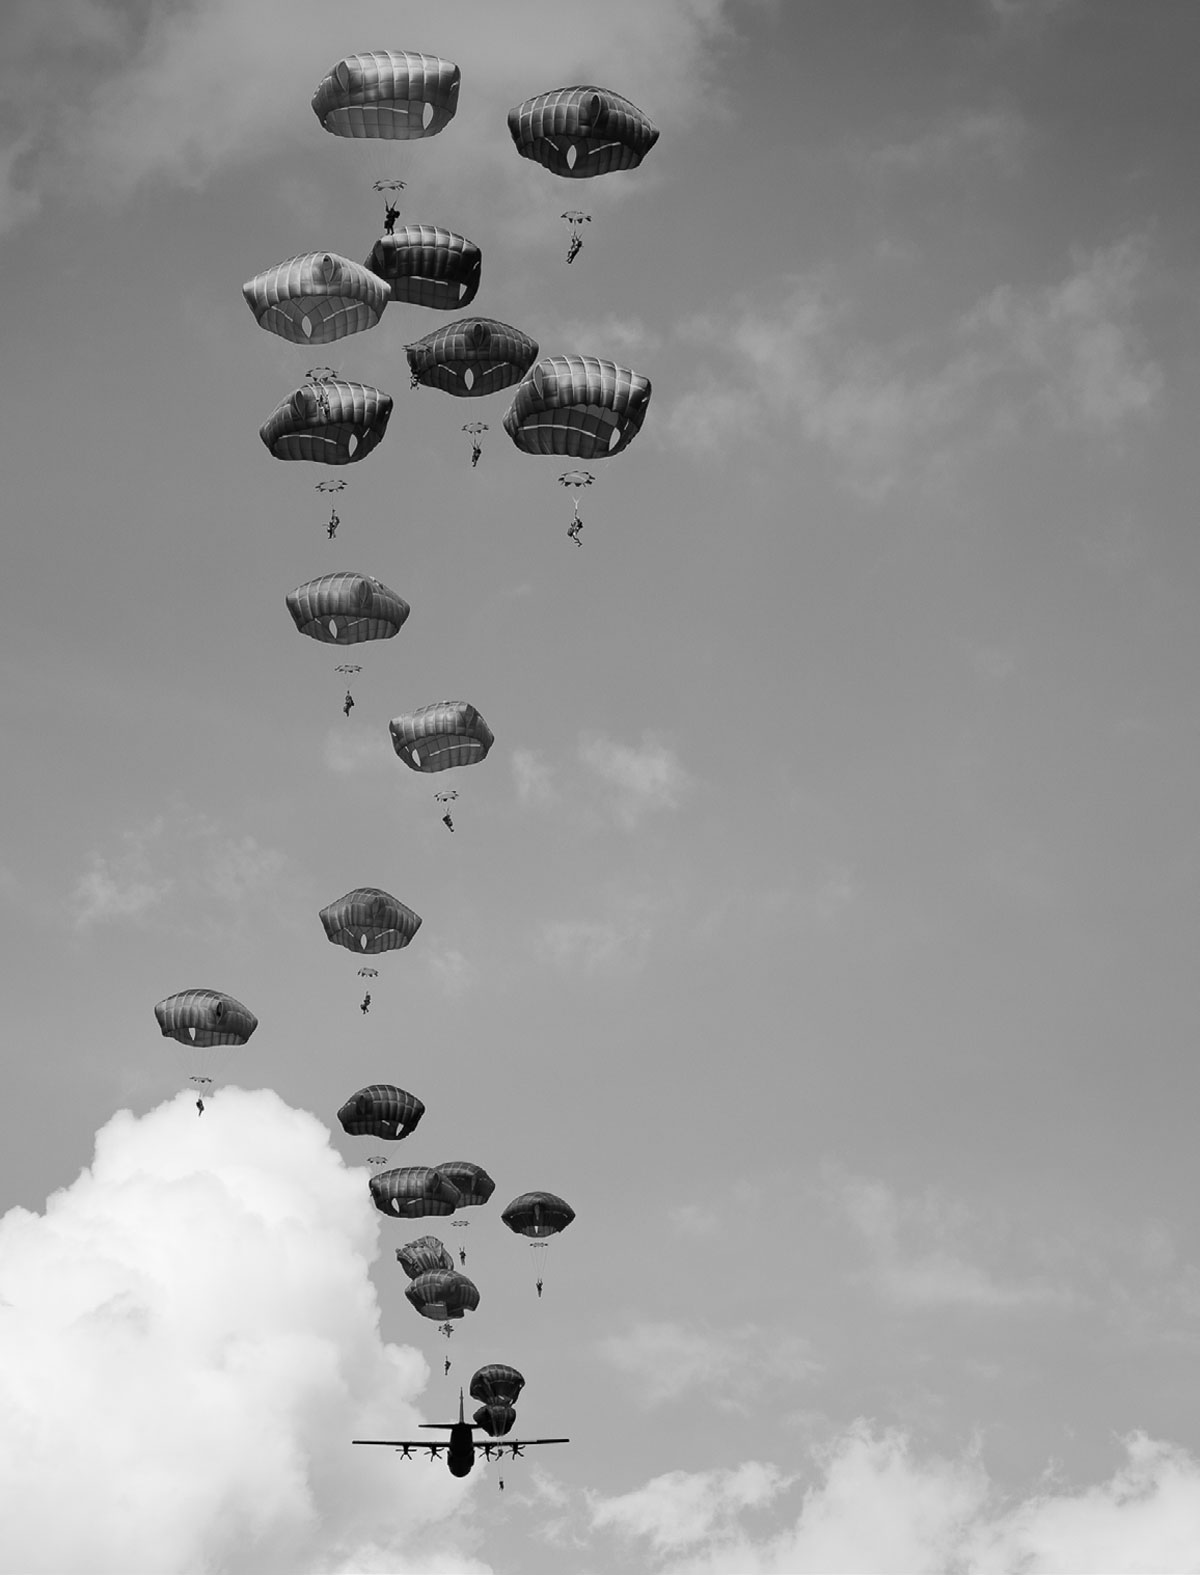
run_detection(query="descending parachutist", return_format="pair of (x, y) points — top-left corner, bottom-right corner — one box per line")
(384, 202), (400, 236)
(444, 1357), (452, 1377)
(459, 1246), (467, 1267)
(343, 690), (355, 718)
(562, 210), (590, 264)
(462, 423), (487, 468)
(442, 813), (454, 832)
(536, 1277), (544, 1299)
(567, 517), (583, 547)
(327, 510), (339, 539)
(499, 1478), (505, 1493)
(360, 993), (371, 1015)
(196, 1096), (205, 1117)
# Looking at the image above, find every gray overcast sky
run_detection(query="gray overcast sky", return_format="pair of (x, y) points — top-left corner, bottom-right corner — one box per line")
(4, 1), (1200, 1570)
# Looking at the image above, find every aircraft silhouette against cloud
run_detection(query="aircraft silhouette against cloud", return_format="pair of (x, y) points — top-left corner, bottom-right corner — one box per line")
(353, 1390), (568, 1477)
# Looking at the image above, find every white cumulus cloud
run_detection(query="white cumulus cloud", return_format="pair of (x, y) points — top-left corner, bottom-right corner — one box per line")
(578, 732), (692, 830)
(0, 1089), (492, 1575)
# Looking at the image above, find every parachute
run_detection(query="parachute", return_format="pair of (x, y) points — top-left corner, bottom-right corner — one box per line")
(501, 1191), (575, 1238)
(404, 1268), (480, 1321)
(405, 318), (539, 397)
(389, 701), (494, 773)
(311, 52), (461, 141)
(319, 888), (422, 953)
(154, 989), (257, 1047)
(470, 1364), (525, 1409)
(154, 988), (257, 1101)
(338, 1084), (426, 1141)
(507, 86), (658, 178)
(370, 1166), (462, 1218)
(503, 356), (651, 460)
(396, 1235), (454, 1278)
(260, 378), (392, 465)
(473, 1404), (517, 1437)
(356, 965), (378, 978)
(363, 227), (481, 312)
(242, 253), (388, 345)
(433, 1162), (495, 1208)
(286, 573), (410, 644)
(315, 480), (347, 494)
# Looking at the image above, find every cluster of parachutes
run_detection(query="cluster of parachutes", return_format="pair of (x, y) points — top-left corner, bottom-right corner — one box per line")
(334, 1082), (574, 1326)
(154, 44), (653, 1425)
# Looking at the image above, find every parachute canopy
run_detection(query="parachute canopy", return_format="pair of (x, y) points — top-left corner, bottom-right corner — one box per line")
(154, 989), (257, 1047)
(390, 701), (494, 773)
(363, 228), (481, 311)
(286, 573), (410, 644)
(501, 1191), (576, 1238)
(405, 317), (538, 397)
(404, 1268), (480, 1321)
(507, 86), (658, 178)
(260, 379), (392, 465)
(320, 888), (422, 953)
(470, 1364), (525, 1408)
(312, 52), (460, 140)
(503, 356), (651, 460)
(242, 253), (388, 345)
(473, 1404), (517, 1437)
(433, 1161), (495, 1208)
(338, 1083), (426, 1141)
(396, 1235), (454, 1278)
(370, 1166), (462, 1218)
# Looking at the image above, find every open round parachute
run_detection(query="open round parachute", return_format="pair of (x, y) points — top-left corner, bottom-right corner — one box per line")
(470, 1364), (525, 1408)
(154, 989), (257, 1047)
(501, 1191), (576, 1238)
(260, 379), (392, 465)
(433, 1162), (495, 1208)
(370, 1166), (462, 1218)
(396, 1235), (454, 1278)
(338, 1084), (425, 1141)
(242, 253), (388, 345)
(473, 1404), (517, 1437)
(389, 701), (494, 773)
(405, 318), (538, 397)
(404, 1268), (479, 1321)
(363, 228), (481, 311)
(503, 356), (651, 460)
(286, 573), (410, 644)
(319, 887), (422, 953)
(507, 85), (658, 178)
(312, 52), (460, 141)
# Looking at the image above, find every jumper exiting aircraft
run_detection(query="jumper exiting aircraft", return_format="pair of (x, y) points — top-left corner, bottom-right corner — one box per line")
(353, 1391), (568, 1477)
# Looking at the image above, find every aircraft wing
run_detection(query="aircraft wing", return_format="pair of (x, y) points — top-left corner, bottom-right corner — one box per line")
(481, 1438), (570, 1459)
(352, 1440), (445, 1458)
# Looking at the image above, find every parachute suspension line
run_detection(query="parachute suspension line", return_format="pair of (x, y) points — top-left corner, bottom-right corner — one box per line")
(561, 210), (591, 264)
(462, 422), (487, 468)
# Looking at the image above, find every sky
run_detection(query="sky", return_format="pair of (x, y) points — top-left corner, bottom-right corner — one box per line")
(3, 0), (1200, 1570)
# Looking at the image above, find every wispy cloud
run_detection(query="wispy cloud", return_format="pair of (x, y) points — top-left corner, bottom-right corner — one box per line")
(70, 807), (300, 934)
(590, 1462), (792, 1555)
(537, 893), (660, 976)
(578, 732), (692, 830)
(669, 236), (1161, 496)
(822, 1166), (1071, 1311)
(511, 748), (558, 808)
(322, 724), (394, 778)
(596, 1319), (819, 1408)
(863, 108), (1027, 176)
(423, 945), (476, 997)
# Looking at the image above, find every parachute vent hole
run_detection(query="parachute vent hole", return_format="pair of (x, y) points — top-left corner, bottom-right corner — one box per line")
(565, 143), (578, 170)
(423, 100), (435, 130)
(411, 748), (422, 768)
(608, 424), (622, 452)
(189, 1026), (198, 1042)
(347, 434), (359, 456)
(463, 367), (475, 391)
(360, 934), (369, 950)
(328, 619), (339, 638)
(302, 316), (313, 340)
